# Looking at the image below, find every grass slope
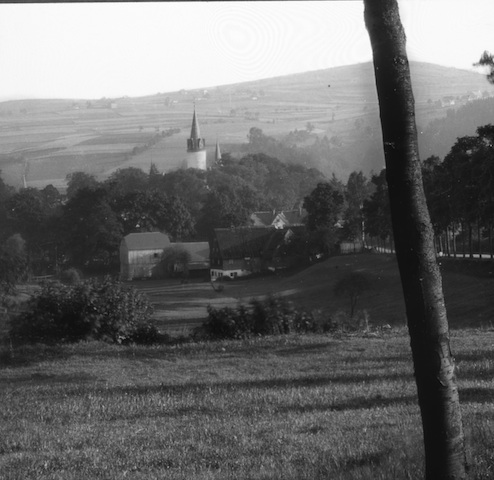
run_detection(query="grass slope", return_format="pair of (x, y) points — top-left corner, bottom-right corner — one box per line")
(140, 253), (494, 334)
(1, 331), (493, 479)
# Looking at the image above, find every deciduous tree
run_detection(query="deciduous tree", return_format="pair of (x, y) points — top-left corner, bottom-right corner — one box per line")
(364, 0), (467, 477)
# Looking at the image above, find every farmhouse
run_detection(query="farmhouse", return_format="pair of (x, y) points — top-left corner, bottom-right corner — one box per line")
(172, 242), (210, 274)
(120, 232), (210, 280)
(120, 232), (171, 280)
(210, 225), (305, 280)
(250, 209), (306, 229)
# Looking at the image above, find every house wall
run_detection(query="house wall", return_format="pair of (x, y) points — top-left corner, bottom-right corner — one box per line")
(121, 248), (163, 280)
(210, 257), (262, 280)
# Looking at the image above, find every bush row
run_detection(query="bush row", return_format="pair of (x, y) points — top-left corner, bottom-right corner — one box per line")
(8, 279), (161, 345)
(198, 295), (320, 340)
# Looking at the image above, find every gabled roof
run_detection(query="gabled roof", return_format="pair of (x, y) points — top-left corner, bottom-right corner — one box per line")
(250, 209), (306, 228)
(122, 232), (171, 251)
(250, 211), (277, 227)
(213, 226), (276, 259)
(275, 209), (306, 226)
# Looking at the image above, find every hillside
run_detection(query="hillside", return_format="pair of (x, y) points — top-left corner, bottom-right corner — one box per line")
(0, 61), (492, 189)
(139, 253), (494, 333)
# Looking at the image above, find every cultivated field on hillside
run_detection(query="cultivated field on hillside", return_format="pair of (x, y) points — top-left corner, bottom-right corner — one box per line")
(0, 62), (490, 189)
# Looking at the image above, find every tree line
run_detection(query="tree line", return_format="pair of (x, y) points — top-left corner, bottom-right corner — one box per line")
(0, 154), (329, 277)
(422, 124), (494, 258)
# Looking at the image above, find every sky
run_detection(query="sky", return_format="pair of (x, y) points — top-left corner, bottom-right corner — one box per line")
(0, 0), (493, 101)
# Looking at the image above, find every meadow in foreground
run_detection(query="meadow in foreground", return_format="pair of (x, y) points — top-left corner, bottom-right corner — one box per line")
(1, 329), (493, 479)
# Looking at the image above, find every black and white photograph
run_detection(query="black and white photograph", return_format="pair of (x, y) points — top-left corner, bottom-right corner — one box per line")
(1, 1), (494, 478)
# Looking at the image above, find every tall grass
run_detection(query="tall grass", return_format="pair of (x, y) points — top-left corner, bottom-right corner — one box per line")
(1, 329), (493, 479)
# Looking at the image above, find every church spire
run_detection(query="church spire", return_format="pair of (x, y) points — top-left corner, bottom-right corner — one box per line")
(187, 106), (205, 152)
(190, 106), (201, 140)
(215, 138), (222, 164)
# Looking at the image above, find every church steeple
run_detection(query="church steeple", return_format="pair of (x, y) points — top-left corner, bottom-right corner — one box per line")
(215, 138), (222, 165)
(190, 108), (201, 140)
(187, 106), (205, 152)
(184, 107), (207, 170)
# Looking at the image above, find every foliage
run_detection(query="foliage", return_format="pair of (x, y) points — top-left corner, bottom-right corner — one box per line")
(9, 278), (156, 345)
(303, 181), (344, 232)
(420, 97), (494, 160)
(362, 169), (393, 241)
(66, 172), (99, 199)
(59, 268), (82, 285)
(110, 190), (194, 240)
(159, 246), (192, 278)
(343, 171), (373, 241)
(61, 187), (123, 269)
(0, 234), (28, 294)
(474, 50), (494, 84)
(333, 272), (372, 318)
(421, 124), (494, 257)
(200, 295), (317, 340)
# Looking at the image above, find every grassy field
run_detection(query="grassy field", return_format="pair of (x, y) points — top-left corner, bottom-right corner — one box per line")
(1, 331), (493, 479)
(1, 254), (493, 479)
(136, 253), (494, 335)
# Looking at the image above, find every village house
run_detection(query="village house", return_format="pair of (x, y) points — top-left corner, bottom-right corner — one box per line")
(120, 232), (209, 280)
(120, 232), (171, 280)
(209, 225), (306, 280)
(172, 241), (210, 275)
(250, 208), (306, 229)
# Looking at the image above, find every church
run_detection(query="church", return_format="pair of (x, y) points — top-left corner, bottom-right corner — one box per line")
(183, 108), (221, 170)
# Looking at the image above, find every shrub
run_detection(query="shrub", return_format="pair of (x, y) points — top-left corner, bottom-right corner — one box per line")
(202, 305), (252, 340)
(9, 278), (155, 345)
(201, 295), (317, 340)
(60, 268), (82, 285)
(333, 272), (372, 318)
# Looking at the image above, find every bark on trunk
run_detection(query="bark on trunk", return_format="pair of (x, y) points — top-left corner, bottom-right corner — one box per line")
(363, 1), (467, 478)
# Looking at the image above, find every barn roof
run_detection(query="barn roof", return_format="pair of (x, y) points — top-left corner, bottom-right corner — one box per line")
(122, 232), (171, 251)
(213, 226), (277, 259)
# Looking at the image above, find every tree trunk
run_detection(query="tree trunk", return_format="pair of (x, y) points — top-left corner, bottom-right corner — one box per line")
(490, 223), (493, 259)
(363, 1), (467, 478)
(477, 220), (481, 260)
(468, 223), (473, 259)
(453, 223), (457, 258)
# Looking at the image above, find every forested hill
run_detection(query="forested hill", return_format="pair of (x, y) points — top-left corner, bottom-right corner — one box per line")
(420, 97), (494, 160)
(0, 61), (492, 188)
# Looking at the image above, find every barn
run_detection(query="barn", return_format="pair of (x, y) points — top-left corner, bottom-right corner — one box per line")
(209, 225), (306, 280)
(119, 232), (171, 280)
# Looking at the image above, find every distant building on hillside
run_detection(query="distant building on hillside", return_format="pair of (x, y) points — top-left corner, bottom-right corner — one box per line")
(250, 209), (306, 229)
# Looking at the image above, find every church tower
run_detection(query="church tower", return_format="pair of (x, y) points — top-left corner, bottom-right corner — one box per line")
(185, 107), (207, 170)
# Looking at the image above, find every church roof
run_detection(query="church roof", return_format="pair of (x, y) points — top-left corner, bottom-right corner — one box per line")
(190, 108), (201, 140)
